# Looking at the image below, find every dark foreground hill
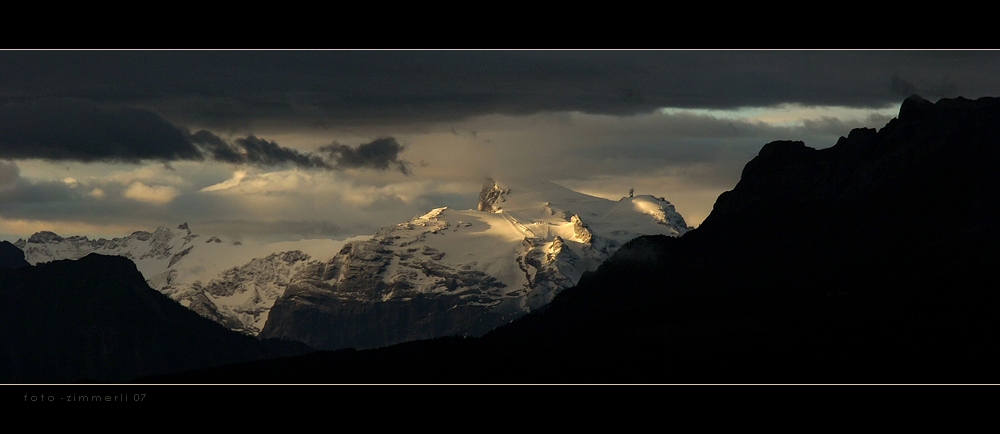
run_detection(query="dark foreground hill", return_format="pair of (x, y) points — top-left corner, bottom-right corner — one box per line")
(0, 241), (29, 270)
(0, 253), (276, 383)
(144, 95), (1000, 383)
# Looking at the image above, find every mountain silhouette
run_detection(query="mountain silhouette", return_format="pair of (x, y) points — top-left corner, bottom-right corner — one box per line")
(0, 241), (28, 270)
(0, 252), (273, 383)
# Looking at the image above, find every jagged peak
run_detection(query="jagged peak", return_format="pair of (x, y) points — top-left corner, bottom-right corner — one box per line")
(756, 140), (811, 158)
(418, 207), (448, 220)
(153, 225), (173, 233)
(26, 231), (65, 244)
(902, 94), (931, 105)
(477, 178), (509, 213)
(129, 230), (153, 241)
(898, 94), (933, 121)
(897, 95), (1000, 122)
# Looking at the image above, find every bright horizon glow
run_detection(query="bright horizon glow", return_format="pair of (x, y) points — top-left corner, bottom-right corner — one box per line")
(0, 218), (144, 241)
(659, 103), (900, 128)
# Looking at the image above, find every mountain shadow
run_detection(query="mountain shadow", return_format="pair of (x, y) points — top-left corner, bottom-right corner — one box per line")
(142, 95), (1000, 384)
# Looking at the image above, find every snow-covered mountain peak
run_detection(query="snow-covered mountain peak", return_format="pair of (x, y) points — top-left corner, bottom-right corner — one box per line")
(15, 224), (194, 273)
(261, 179), (693, 349)
(477, 178), (508, 212)
(25, 231), (64, 244)
(477, 178), (598, 215)
(475, 178), (690, 245)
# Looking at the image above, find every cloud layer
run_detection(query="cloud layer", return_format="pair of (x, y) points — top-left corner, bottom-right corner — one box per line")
(3, 50), (996, 242)
(4, 51), (999, 131)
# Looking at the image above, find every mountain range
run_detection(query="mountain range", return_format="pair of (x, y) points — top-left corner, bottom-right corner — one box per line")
(3, 173), (689, 381)
(6, 94), (1000, 384)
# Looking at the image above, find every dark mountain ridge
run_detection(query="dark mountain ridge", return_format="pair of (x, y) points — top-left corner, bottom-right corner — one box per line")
(484, 95), (1000, 383)
(0, 241), (29, 270)
(0, 253), (274, 383)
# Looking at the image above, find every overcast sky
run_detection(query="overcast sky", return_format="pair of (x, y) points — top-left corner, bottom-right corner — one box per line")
(2, 50), (998, 243)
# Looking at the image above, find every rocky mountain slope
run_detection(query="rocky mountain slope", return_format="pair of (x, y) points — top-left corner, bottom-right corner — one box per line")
(259, 179), (690, 350)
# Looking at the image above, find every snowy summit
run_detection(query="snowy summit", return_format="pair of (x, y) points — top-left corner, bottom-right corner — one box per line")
(260, 178), (690, 349)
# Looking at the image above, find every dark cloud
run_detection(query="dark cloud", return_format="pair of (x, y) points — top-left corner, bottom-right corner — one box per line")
(234, 135), (331, 169)
(0, 97), (401, 172)
(3, 51), (999, 131)
(188, 130), (331, 169)
(320, 137), (412, 174)
(0, 98), (202, 163)
(187, 130), (242, 163)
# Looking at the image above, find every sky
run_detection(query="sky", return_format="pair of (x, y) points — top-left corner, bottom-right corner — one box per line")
(2, 50), (999, 243)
